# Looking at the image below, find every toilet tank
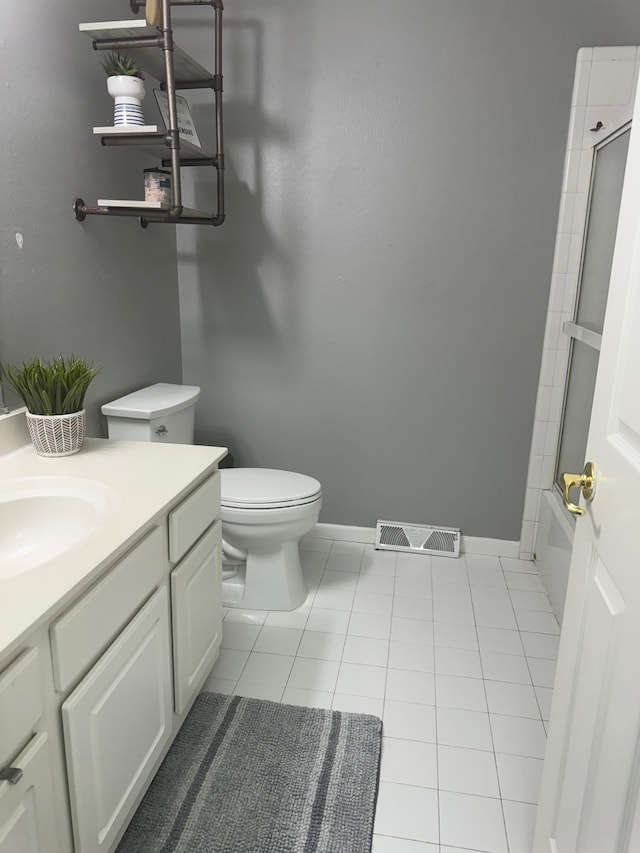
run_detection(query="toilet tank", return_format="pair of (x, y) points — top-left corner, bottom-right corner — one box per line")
(101, 383), (200, 444)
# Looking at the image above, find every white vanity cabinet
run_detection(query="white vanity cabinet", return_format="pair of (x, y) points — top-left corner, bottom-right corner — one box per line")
(0, 464), (223, 853)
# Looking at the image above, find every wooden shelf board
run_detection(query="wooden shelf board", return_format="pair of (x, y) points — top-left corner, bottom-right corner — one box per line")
(93, 126), (214, 161)
(96, 200), (214, 220)
(79, 19), (213, 83)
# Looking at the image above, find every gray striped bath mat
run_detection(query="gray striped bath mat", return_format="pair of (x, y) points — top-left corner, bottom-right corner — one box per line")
(117, 692), (382, 852)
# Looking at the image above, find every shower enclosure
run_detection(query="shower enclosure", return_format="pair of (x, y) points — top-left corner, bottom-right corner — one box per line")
(526, 47), (639, 620)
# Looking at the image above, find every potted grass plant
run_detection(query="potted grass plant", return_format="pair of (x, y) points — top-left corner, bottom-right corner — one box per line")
(1, 356), (100, 457)
(101, 51), (146, 127)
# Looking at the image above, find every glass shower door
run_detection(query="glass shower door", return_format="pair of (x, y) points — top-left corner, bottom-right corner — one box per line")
(554, 123), (631, 493)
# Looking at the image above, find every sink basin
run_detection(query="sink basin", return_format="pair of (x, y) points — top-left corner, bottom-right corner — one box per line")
(0, 477), (119, 579)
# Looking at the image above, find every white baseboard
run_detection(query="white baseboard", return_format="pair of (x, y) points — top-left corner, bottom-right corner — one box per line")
(306, 523), (520, 558)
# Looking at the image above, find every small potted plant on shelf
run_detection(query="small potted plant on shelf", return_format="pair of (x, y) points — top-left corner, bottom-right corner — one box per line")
(101, 51), (146, 127)
(1, 356), (100, 457)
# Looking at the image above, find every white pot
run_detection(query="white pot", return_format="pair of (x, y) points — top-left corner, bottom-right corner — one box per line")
(106, 75), (146, 127)
(26, 410), (86, 457)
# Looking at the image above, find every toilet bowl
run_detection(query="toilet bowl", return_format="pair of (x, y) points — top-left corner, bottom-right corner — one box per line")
(220, 468), (322, 611)
(100, 384), (322, 612)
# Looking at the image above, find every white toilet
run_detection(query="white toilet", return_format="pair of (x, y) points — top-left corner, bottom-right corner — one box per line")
(101, 383), (322, 611)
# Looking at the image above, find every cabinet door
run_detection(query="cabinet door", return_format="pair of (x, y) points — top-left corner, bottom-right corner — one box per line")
(62, 588), (172, 853)
(0, 733), (63, 853)
(172, 521), (222, 714)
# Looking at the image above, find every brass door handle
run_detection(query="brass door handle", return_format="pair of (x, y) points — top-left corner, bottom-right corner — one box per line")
(561, 461), (596, 517)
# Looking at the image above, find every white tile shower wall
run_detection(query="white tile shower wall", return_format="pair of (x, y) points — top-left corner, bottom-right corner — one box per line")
(521, 46), (640, 560)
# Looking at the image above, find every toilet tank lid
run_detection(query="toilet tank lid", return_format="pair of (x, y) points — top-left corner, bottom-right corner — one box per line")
(101, 383), (200, 419)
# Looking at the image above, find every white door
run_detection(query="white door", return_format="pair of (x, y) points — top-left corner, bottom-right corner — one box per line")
(533, 83), (640, 851)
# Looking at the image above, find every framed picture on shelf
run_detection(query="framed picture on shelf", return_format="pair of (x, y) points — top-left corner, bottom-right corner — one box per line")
(153, 89), (201, 147)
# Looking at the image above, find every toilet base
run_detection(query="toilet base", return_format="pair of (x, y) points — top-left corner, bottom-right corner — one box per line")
(222, 541), (308, 611)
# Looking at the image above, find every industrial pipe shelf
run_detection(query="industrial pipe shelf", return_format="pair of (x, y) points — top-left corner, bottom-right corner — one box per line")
(74, 0), (225, 229)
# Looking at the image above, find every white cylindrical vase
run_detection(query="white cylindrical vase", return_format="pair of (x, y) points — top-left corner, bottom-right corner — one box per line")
(107, 75), (146, 127)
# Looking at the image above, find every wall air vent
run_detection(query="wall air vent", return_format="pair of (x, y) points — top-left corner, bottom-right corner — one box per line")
(375, 520), (461, 558)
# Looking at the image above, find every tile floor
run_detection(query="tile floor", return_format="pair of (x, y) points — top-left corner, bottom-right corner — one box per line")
(202, 539), (561, 853)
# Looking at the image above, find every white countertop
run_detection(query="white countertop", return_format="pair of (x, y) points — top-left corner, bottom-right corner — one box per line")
(0, 433), (227, 661)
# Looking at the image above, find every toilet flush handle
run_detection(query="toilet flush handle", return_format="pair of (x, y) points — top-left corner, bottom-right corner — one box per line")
(155, 425), (168, 437)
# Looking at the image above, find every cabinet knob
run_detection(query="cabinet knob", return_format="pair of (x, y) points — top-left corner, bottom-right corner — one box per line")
(0, 766), (23, 784)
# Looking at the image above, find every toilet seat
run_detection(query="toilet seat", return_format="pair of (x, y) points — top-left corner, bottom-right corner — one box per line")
(220, 468), (322, 510)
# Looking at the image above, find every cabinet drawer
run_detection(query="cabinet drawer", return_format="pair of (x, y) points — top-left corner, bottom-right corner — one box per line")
(169, 471), (220, 563)
(0, 649), (42, 768)
(51, 526), (167, 693)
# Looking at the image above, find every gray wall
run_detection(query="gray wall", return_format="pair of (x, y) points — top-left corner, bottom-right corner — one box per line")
(0, 1), (183, 436)
(176, 0), (640, 540)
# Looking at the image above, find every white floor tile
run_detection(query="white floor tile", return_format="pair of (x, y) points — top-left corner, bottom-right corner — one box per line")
(435, 646), (483, 679)
(253, 626), (303, 656)
(439, 790), (508, 852)
(432, 600), (475, 625)
(467, 566), (507, 587)
(396, 552), (432, 578)
(393, 595), (433, 620)
(490, 714), (547, 758)
(394, 576), (432, 598)
(281, 687), (333, 708)
(388, 641), (435, 673)
(300, 549), (330, 569)
(510, 589), (552, 612)
(297, 630), (345, 661)
(224, 608), (267, 626)
(330, 540), (365, 557)
(433, 622), (479, 650)
(391, 616), (434, 645)
(263, 607), (310, 629)
(514, 609), (560, 635)
(431, 560), (468, 584)
(496, 752), (544, 803)
(312, 586), (356, 611)
(383, 700), (437, 743)
(320, 569), (359, 588)
(503, 799), (538, 853)
(360, 548), (397, 576)
(381, 738), (437, 788)
(305, 607), (351, 634)
(480, 651), (532, 684)
(465, 554), (501, 570)
(336, 662), (387, 698)
(343, 635), (389, 667)
(325, 553), (363, 572)
(300, 536), (332, 553)
(332, 693), (384, 716)
(476, 626), (524, 656)
(535, 685), (554, 721)
(374, 782), (439, 843)
(287, 657), (340, 692)
(349, 611), (392, 640)
(436, 674), (487, 712)
(504, 571), (546, 592)
(221, 621), (261, 651)
(372, 836), (439, 853)
(353, 590), (394, 616)
(485, 680), (541, 718)
(438, 744), (500, 797)
(201, 676), (236, 695)
(357, 573), (395, 595)
(528, 657), (557, 688)
(432, 581), (472, 603)
(520, 631), (560, 659)
(386, 669), (436, 705)
(210, 648), (249, 681)
(472, 600), (518, 630)
(500, 557), (537, 574)
(233, 680), (284, 702)
(436, 707), (493, 751)
(470, 585), (512, 607)
(240, 652), (294, 686)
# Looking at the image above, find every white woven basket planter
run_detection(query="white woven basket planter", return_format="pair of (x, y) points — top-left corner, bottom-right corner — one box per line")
(26, 410), (86, 457)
